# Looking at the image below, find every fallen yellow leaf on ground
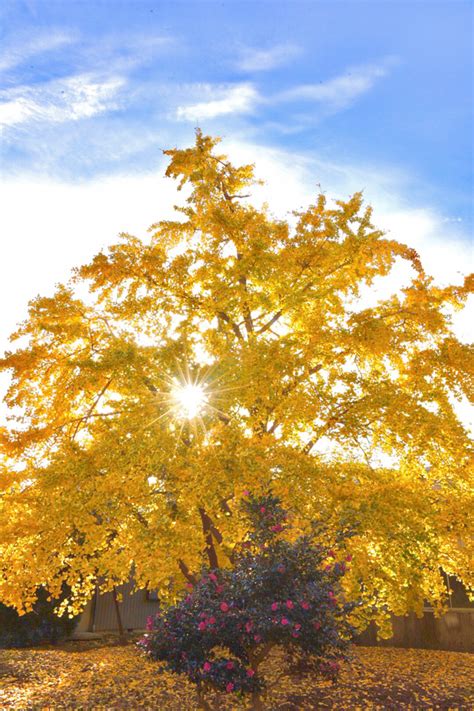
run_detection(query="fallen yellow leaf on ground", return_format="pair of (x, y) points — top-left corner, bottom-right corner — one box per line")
(1, 640), (473, 709)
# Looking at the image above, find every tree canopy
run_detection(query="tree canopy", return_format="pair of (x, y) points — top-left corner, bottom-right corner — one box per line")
(0, 132), (472, 632)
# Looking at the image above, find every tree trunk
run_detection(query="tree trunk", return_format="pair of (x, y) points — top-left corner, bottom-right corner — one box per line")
(112, 586), (126, 644)
(196, 686), (212, 710)
(251, 689), (264, 711)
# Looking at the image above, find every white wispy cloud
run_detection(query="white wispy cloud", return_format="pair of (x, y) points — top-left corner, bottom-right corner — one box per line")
(277, 58), (397, 110)
(175, 58), (396, 124)
(0, 30), (76, 73)
(236, 43), (301, 72)
(0, 73), (125, 128)
(176, 83), (259, 121)
(75, 32), (176, 76)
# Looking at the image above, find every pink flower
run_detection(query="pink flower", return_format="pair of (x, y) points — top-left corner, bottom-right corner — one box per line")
(294, 623), (301, 630)
(291, 631), (299, 638)
(208, 616), (216, 625)
(146, 615), (153, 630)
(216, 585), (224, 594)
(226, 682), (235, 693)
(198, 621), (207, 631)
(226, 661), (234, 670)
(271, 524), (283, 533)
(247, 668), (255, 677)
(328, 590), (335, 597)
(245, 621), (253, 633)
(313, 621), (321, 630)
(301, 601), (310, 610)
(286, 600), (294, 610)
(325, 564), (332, 572)
(186, 583), (194, 590)
(346, 554), (352, 562)
(254, 634), (261, 643)
(260, 506), (266, 514)
(328, 549), (336, 558)
(203, 661), (212, 672)
(220, 602), (229, 612)
(209, 573), (218, 582)
(271, 602), (279, 611)
(243, 489), (250, 496)
(281, 617), (289, 625)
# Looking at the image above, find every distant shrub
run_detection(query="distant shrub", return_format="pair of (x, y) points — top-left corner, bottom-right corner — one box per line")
(139, 492), (357, 709)
(0, 587), (77, 648)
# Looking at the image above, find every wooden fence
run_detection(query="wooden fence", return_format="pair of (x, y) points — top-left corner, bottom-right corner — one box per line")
(355, 609), (474, 652)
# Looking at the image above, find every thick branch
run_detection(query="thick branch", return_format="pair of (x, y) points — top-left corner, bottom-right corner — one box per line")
(178, 559), (198, 585)
(143, 377), (158, 394)
(199, 507), (220, 569)
(257, 310), (283, 335)
(236, 253), (254, 335)
(112, 586), (126, 643)
(217, 311), (244, 341)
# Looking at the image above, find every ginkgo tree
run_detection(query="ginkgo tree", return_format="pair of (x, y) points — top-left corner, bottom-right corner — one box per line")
(0, 132), (472, 633)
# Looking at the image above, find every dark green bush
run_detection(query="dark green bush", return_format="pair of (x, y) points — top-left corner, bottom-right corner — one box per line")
(0, 587), (77, 648)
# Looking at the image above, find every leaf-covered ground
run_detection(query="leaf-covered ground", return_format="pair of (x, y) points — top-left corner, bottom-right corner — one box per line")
(1, 640), (473, 709)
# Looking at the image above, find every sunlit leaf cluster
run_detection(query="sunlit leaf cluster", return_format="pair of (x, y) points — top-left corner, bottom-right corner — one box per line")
(0, 131), (472, 630)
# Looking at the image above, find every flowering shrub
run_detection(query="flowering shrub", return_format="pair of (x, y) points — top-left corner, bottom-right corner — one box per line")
(139, 493), (357, 708)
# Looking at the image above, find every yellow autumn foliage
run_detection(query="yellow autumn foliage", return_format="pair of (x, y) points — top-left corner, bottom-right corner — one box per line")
(0, 132), (472, 632)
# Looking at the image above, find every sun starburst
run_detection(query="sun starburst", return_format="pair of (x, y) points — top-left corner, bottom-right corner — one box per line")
(171, 380), (208, 420)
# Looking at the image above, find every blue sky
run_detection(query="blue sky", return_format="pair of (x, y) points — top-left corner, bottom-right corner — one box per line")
(0, 0), (472, 351)
(1, 0), (472, 216)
